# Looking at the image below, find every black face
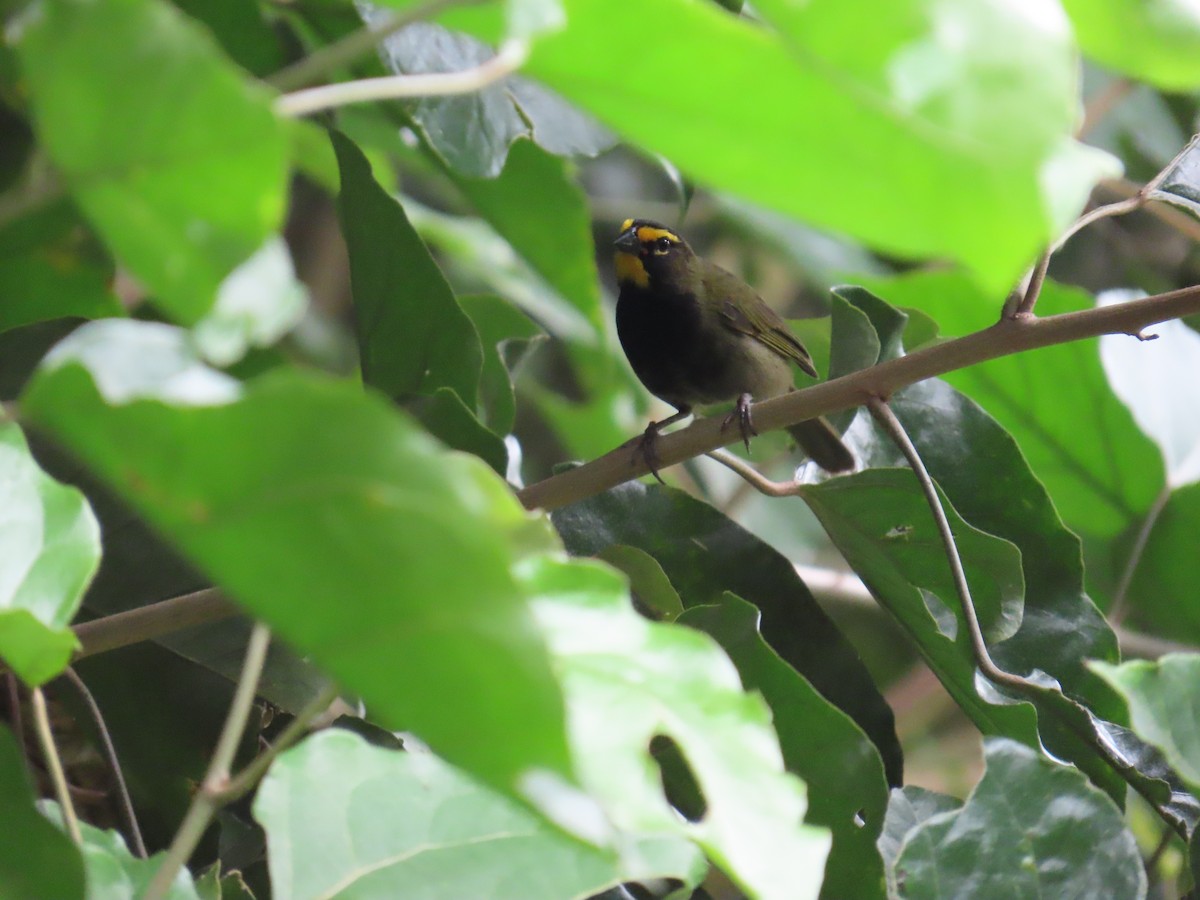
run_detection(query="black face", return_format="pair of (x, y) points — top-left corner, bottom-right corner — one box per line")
(613, 219), (693, 289)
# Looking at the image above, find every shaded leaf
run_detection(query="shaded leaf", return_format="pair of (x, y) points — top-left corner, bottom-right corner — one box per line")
(893, 739), (1145, 900)
(597, 544), (684, 620)
(331, 130), (482, 406)
(682, 594), (889, 900)
(1124, 482), (1200, 643)
(459, 293), (545, 435)
(0, 726), (84, 900)
(552, 479), (904, 789)
(408, 387), (508, 474)
(1148, 133), (1200, 218)
(254, 729), (704, 900)
(22, 318), (573, 802)
(876, 786), (959, 898)
(14, 0), (287, 323)
(0, 419), (97, 685)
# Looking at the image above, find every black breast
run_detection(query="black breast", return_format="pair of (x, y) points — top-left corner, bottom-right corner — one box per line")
(616, 284), (734, 409)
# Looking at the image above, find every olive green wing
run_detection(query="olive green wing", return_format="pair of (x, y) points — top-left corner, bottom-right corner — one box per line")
(705, 264), (819, 378)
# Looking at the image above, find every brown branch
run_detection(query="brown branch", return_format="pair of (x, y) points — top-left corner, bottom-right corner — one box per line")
(517, 285), (1200, 512)
(73, 589), (238, 661)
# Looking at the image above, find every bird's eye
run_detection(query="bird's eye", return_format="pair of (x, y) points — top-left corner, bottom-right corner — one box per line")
(655, 236), (672, 252)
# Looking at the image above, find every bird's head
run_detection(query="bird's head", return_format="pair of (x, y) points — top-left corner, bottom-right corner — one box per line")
(613, 218), (695, 290)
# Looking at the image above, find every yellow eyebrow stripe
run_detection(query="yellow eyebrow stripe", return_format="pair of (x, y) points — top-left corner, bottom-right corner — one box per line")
(636, 226), (680, 244)
(620, 218), (635, 231)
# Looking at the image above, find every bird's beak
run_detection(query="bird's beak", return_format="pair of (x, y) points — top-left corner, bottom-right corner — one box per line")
(613, 228), (641, 253)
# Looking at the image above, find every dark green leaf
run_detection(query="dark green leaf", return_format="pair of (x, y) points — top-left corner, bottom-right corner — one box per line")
(681, 594), (889, 900)
(1124, 482), (1200, 642)
(331, 130), (483, 407)
(877, 786), (960, 898)
(459, 293), (544, 435)
(893, 739), (1145, 899)
(370, 17), (613, 177)
(0, 727), (84, 900)
(408, 387), (508, 474)
(552, 480), (904, 788)
(254, 729), (705, 900)
(0, 419), (97, 685)
(14, 0), (288, 324)
(453, 138), (605, 337)
(802, 468), (1025, 644)
(863, 272), (1163, 538)
(21, 319), (573, 799)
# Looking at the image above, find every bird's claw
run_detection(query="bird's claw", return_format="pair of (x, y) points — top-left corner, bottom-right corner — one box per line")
(631, 423), (667, 485)
(721, 392), (757, 454)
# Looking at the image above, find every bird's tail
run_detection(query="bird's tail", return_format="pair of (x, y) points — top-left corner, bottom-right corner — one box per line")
(786, 417), (855, 473)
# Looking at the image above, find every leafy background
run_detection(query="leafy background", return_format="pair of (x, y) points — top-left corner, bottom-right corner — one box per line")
(2, 0), (1200, 897)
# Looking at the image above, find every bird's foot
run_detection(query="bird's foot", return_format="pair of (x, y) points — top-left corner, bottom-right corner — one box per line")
(721, 392), (757, 453)
(631, 422), (667, 485)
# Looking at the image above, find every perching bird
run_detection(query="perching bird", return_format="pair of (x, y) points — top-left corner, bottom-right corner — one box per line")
(613, 218), (854, 478)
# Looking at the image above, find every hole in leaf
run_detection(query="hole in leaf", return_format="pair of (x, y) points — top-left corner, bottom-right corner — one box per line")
(650, 733), (707, 823)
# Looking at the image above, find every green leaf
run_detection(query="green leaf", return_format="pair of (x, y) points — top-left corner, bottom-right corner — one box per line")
(521, 556), (831, 900)
(21, 319), (573, 800)
(596, 544), (684, 620)
(192, 238), (308, 368)
(1062, 0), (1200, 91)
(331, 130), (483, 406)
(861, 272), (1163, 538)
(876, 786), (959, 898)
(368, 15), (612, 177)
(254, 729), (704, 900)
(0, 727), (84, 900)
(13, 0), (287, 324)
(1100, 289), (1200, 488)
(41, 802), (202, 900)
(453, 138), (605, 337)
(1091, 654), (1200, 796)
(510, 0), (1118, 291)
(0, 419), (98, 685)
(459, 294), (545, 435)
(408, 387), (508, 474)
(1123, 482), (1200, 642)
(0, 202), (122, 335)
(802, 468), (1025, 643)
(552, 480), (904, 790)
(681, 594), (889, 900)
(893, 739), (1146, 899)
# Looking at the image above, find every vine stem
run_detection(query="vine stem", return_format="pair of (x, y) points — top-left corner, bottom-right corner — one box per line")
(31, 686), (81, 845)
(865, 397), (1031, 691)
(1107, 484), (1172, 626)
(275, 39), (529, 118)
(517, 285), (1200, 512)
(60, 668), (146, 858)
(143, 623), (272, 900)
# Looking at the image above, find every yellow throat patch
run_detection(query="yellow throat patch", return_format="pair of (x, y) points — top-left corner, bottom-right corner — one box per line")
(614, 250), (649, 288)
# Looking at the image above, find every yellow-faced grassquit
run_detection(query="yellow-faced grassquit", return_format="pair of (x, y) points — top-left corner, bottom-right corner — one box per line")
(613, 218), (854, 477)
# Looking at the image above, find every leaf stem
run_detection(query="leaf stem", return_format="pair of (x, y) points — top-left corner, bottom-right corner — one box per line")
(268, 0), (487, 92)
(275, 38), (529, 118)
(60, 668), (146, 858)
(144, 622), (272, 900)
(31, 686), (81, 845)
(1107, 485), (1172, 627)
(517, 284), (1200, 511)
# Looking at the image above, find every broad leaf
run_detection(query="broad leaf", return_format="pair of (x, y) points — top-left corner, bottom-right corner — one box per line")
(876, 786), (960, 898)
(14, 0), (287, 324)
(1062, 0), (1200, 91)
(0, 727), (84, 900)
(22, 319), (573, 801)
(893, 739), (1145, 899)
(0, 419), (98, 685)
(255, 729), (704, 900)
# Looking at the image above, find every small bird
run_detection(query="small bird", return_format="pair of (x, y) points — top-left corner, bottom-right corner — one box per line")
(613, 218), (854, 479)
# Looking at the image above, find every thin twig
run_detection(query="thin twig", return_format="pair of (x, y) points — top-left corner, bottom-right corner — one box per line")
(30, 687), (81, 845)
(268, 0), (484, 92)
(219, 683), (341, 804)
(517, 285), (1200, 512)
(60, 668), (146, 858)
(144, 623), (272, 900)
(275, 39), (529, 118)
(1098, 177), (1200, 245)
(866, 396), (1032, 691)
(704, 449), (803, 497)
(1108, 485), (1172, 626)
(1010, 248), (1050, 318)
